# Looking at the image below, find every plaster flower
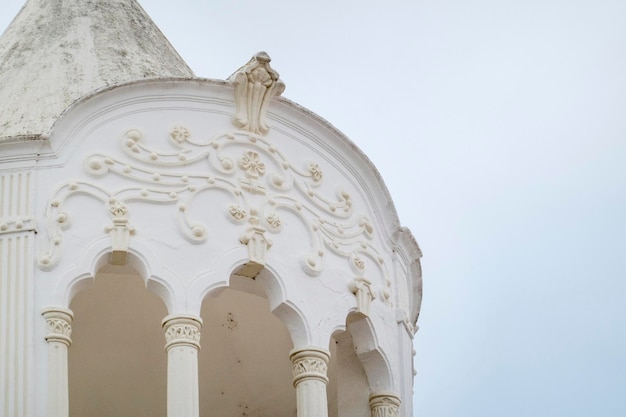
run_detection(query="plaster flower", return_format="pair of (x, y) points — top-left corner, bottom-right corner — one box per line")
(239, 151), (266, 178)
(228, 205), (247, 221)
(309, 162), (323, 182)
(170, 126), (191, 144)
(266, 212), (282, 229)
(109, 200), (128, 217)
(353, 256), (365, 271)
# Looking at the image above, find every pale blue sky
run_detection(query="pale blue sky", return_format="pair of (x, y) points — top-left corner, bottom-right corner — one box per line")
(2, 1), (625, 416)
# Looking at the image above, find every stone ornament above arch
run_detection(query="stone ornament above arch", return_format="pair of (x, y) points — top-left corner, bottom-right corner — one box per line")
(228, 51), (286, 136)
(38, 123), (389, 287)
(30, 71), (420, 343)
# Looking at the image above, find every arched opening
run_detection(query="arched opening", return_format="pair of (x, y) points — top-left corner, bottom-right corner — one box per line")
(68, 264), (168, 417)
(198, 273), (296, 417)
(327, 327), (371, 417)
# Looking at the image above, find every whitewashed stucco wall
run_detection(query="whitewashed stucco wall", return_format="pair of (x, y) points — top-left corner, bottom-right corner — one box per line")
(0, 78), (421, 417)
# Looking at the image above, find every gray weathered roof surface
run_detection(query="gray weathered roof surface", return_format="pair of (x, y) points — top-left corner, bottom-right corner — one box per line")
(0, 0), (194, 142)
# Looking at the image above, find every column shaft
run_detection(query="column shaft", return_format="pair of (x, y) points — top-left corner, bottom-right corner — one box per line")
(290, 347), (330, 417)
(163, 314), (202, 417)
(42, 308), (73, 417)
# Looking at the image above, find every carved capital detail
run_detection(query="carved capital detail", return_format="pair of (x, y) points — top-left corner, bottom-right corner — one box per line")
(290, 347), (330, 386)
(42, 307), (74, 347)
(162, 315), (202, 351)
(369, 392), (401, 417)
(38, 124), (390, 292)
(229, 51), (285, 135)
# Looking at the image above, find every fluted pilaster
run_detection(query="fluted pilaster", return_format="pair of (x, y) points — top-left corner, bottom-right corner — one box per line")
(0, 172), (34, 417)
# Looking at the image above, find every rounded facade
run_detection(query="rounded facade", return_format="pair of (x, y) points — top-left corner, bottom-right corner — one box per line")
(0, 3), (422, 416)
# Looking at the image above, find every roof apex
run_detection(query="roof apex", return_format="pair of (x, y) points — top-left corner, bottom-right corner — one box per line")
(0, 0), (195, 142)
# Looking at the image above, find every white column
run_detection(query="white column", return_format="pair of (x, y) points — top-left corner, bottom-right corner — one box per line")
(162, 314), (202, 417)
(369, 392), (401, 417)
(42, 307), (73, 417)
(290, 347), (330, 417)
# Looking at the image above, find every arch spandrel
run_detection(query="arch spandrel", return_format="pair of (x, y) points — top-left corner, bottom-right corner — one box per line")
(33, 77), (421, 345)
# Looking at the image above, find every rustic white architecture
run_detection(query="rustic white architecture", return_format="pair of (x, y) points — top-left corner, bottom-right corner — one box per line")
(0, 1), (423, 417)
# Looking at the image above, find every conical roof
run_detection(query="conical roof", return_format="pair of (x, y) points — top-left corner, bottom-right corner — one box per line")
(0, 0), (194, 142)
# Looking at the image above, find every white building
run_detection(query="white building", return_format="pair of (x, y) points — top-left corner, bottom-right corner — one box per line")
(0, 1), (422, 417)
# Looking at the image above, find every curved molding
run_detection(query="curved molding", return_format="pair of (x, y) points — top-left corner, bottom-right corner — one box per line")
(50, 236), (181, 313)
(30, 77), (421, 344)
(187, 248), (312, 347)
(392, 227), (423, 327)
(42, 78), (408, 245)
(346, 315), (395, 392)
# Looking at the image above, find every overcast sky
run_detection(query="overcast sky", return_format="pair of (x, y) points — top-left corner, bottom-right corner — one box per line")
(2, 1), (625, 416)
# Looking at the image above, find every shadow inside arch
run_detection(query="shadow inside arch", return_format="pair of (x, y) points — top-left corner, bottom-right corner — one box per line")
(347, 312), (394, 392)
(52, 239), (178, 313)
(197, 265), (305, 417)
(68, 259), (170, 417)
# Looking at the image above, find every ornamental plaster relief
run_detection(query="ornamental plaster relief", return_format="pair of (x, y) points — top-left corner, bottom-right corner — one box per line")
(38, 122), (391, 299)
(229, 52), (286, 136)
(27, 78), (417, 349)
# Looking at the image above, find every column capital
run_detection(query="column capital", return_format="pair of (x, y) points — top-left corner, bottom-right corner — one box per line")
(289, 346), (330, 386)
(369, 392), (401, 417)
(162, 314), (202, 352)
(42, 307), (74, 347)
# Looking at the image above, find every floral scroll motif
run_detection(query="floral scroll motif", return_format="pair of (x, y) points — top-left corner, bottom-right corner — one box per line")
(239, 151), (266, 179)
(228, 205), (247, 222)
(38, 124), (390, 297)
(170, 126), (191, 144)
(308, 163), (323, 183)
(266, 212), (282, 230)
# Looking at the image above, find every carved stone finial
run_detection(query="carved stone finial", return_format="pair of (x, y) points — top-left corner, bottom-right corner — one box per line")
(228, 51), (285, 135)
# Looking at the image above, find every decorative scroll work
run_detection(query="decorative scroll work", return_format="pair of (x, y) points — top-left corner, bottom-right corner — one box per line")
(38, 126), (390, 288)
(228, 51), (285, 135)
(369, 393), (401, 417)
(37, 182), (137, 268)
